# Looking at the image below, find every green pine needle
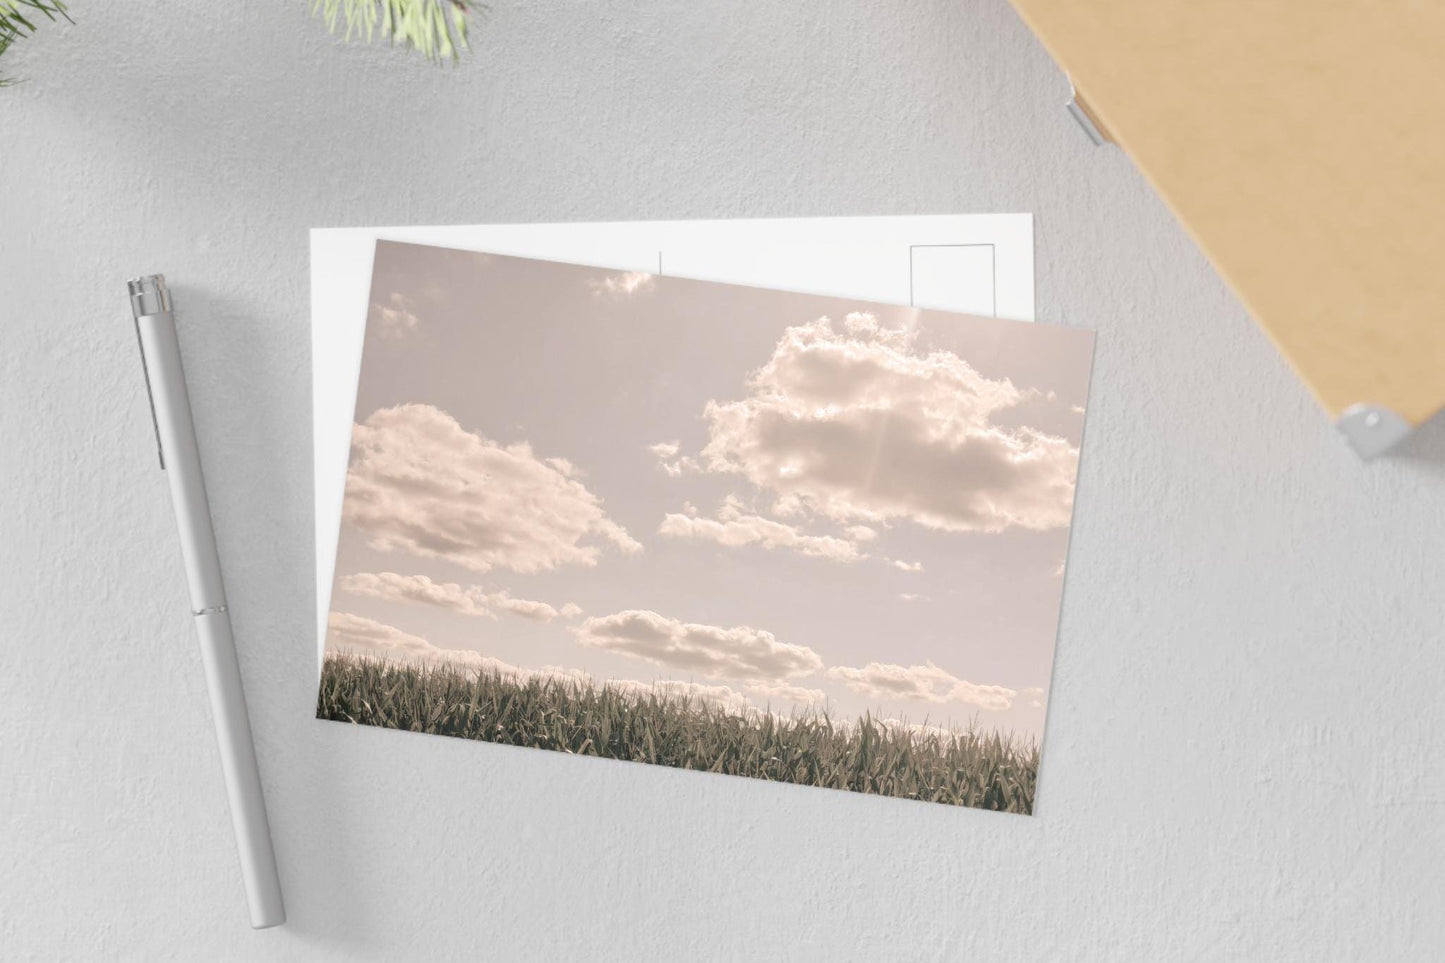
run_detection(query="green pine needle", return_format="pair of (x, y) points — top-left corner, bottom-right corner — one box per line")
(0, 2), (472, 87)
(0, 0), (70, 86)
(311, 0), (473, 63)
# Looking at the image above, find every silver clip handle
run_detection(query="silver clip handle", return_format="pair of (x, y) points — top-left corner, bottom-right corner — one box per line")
(128, 274), (170, 470)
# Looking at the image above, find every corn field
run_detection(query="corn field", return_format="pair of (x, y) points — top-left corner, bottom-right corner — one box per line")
(317, 652), (1038, 812)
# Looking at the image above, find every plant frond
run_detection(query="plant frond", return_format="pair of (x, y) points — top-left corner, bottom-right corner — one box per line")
(311, 0), (472, 63)
(0, 1), (70, 87)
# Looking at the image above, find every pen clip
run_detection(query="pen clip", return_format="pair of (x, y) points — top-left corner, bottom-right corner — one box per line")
(127, 275), (172, 470)
(131, 315), (166, 470)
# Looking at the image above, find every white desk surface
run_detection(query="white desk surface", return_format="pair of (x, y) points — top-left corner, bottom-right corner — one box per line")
(4, 2), (1443, 959)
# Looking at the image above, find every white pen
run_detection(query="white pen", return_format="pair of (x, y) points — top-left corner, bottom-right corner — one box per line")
(128, 275), (286, 929)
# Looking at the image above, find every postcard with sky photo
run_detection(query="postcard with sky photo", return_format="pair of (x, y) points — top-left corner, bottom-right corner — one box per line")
(317, 240), (1094, 814)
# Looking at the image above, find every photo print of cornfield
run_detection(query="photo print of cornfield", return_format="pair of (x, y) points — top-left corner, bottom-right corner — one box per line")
(318, 241), (1094, 813)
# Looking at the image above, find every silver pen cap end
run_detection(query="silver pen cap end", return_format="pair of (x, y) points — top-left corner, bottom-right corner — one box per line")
(127, 274), (171, 318)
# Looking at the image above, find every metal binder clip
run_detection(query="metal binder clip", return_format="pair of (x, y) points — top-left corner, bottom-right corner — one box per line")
(1066, 82), (1110, 147)
(1337, 404), (1413, 459)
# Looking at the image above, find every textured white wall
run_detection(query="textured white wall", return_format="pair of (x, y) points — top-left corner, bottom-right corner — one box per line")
(4, 2), (1444, 959)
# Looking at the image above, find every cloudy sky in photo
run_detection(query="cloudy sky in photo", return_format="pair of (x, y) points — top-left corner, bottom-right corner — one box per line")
(325, 241), (1094, 738)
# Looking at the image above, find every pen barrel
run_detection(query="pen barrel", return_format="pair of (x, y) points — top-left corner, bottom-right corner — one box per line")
(134, 305), (286, 928)
(196, 611), (286, 929)
(134, 312), (226, 612)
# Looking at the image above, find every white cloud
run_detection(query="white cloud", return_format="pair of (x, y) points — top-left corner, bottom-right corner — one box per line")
(326, 612), (521, 675)
(591, 271), (656, 297)
(608, 677), (826, 717)
(700, 312), (1079, 533)
(328, 611), (434, 655)
(878, 718), (968, 743)
(746, 681), (828, 711)
(373, 292), (421, 339)
(898, 593), (920, 602)
(825, 660), (1016, 711)
(888, 559), (924, 573)
(772, 493), (805, 517)
(1071, 405), (1086, 415)
(658, 496), (864, 563)
(951, 680), (1019, 712)
(344, 404), (641, 574)
(845, 525), (878, 542)
(607, 677), (754, 716)
(576, 609), (823, 683)
(329, 613), (584, 680)
(530, 664), (594, 689)
(338, 572), (493, 618)
(1021, 686), (1046, 709)
(488, 591), (564, 622)
(338, 572), (582, 623)
(826, 660), (957, 703)
(648, 440), (700, 477)
(326, 614), (805, 720)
